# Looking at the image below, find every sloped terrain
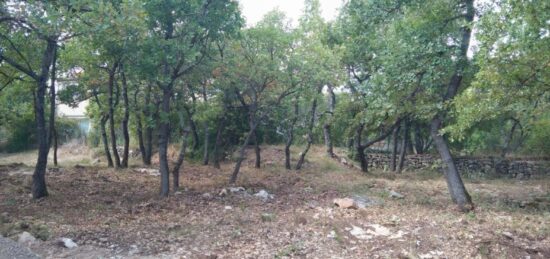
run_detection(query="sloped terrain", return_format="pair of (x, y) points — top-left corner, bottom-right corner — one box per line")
(0, 145), (549, 258)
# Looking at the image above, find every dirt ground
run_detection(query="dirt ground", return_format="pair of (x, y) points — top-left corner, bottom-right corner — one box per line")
(0, 145), (549, 258)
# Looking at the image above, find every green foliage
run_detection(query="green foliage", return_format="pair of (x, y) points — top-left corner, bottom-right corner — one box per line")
(522, 119), (550, 156)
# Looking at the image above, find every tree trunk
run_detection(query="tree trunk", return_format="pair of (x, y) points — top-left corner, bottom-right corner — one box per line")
(323, 85), (336, 157)
(158, 87), (171, 196)
(134, 89), (147, 165)
(390, 125), (401, 171)
(48, 47), (58, 166)
(431, 117), (473, 211)
(31, 40), (57, 199)
(355, 124), (368, 172)
(108, 63), (121, 168)
(212, 116), (225, 169)
(229, 122), (258, 184)
(429, 0), (474, 211)
(143, 84), (153, 165)
(183, 105), (200, 151)
(501, 118), (519, 158)
(120, 64), (130, 168)
(201, 84), (209, 165)
(253, 129), (261, 168)
(296, 92), (319, 170)
(285, 100), (299, 170)
(172, 130), (189, 191)
(100, 115), (114, 167)
(397, 120), (409, 173)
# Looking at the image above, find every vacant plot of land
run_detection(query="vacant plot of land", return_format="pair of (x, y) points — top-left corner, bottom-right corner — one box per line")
(1, 146), (549, 258)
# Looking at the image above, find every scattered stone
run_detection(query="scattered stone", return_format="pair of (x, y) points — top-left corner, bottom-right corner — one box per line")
(174, 191), (183, 195)
(16, 232), (37, 246)
(218, 189), (228, 197)
(333, 198), (357, 209)
(229, 187), (246, 193)
(327, 230), (336, 239)
(366, 224), (391, 236)
(0, 236), (40, 259)
(202, 193), (213, 199)
(306, 200), (320, 209)
(128, 244), (139, 256)
(502, 231), (514, 240)
(254, 190), (274, 201)
(340, 158), (348, 165)
(349, 225), (369, 240)
(58, 238), (78, 249)
(137, 168), (160, 176)
(352, 195), (379, 208)
(389, 190), (405, 199)
(224, 206), (233, 210)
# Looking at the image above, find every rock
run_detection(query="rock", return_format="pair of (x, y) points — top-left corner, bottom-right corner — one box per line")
(58, 238), (78, 249)
(352, 195), (379, 208)
(333, 198), (357, 209)
(349, 225), (369, 240)
(137, 168), (160, 176)
(502, 231), (514, 240)
(218, 188), (228, 197)
(254, 190), (274, 201)
(17, 232), (37, 246)
(366, 224), (391, 236)
(224, 206), (233, 210)
(0, 236), (40, 259)
(327, 230), (336, 239)
(128, 244), (139, 256)
(340, 158), (348, 165)
(229, 187), (246, 193)
(202, 193), (213, 199)
(389, 190), (405, 199)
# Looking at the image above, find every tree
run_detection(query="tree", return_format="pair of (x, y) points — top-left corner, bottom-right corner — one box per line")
(143, 0), (242, 196)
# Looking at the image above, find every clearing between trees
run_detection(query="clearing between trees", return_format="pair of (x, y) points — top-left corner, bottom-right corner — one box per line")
(1, 145), (549, 258)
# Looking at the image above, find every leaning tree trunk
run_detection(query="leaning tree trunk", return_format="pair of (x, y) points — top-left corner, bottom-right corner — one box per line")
(108, 63), (121, 168)
(120, 64), (130, 168)
(296, 92), (319, 170)
(390, 125), (401, 172)
(201, 85), (209, 165)
(285, 100), (299, 170)
(431, 117), (472, 210)
(172, 130), (189, 191)
(48, 47), (58, 166)
(31, 40), (57, 199)
(142, 84), (153, 165)
(397, 120), (409, 173)
(229, 121), (259, 184)
(430, 0), (474, 211)
(158, 86), (172, 196)
(323, 85), (336, 157)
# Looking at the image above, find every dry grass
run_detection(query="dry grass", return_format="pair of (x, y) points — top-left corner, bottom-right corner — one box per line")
(0, 144), (549, 258)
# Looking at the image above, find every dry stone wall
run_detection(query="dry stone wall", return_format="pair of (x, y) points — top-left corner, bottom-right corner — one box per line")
(366, 153), (550, 179)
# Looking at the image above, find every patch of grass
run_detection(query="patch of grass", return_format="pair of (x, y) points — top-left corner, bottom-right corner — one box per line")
(260, 213), (275, 222)
(275, 241), (304, 258)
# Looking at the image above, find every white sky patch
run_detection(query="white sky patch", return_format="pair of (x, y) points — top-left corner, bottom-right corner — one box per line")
(237, 0), (343, 27)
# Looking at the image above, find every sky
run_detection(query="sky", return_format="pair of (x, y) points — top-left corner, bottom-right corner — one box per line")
(237, 0), (344, 27)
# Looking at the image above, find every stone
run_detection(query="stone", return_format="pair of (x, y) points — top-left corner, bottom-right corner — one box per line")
(218, 188), (228, 197)
(349, 225), (369, 240)
(202, 193), (213, 199)
(58, 238), (78, 249)
(389, 190), (405, 199)
(351, 195), (379, 208)
(17, 231), (37, 246)
(128, 244), (139, 256)
(229, 187), (245, 193)
(333, 198), (357, 209)
(366, 224), (391, 236)
(254, 190), (274, 201)
(224, 206), (233, 210)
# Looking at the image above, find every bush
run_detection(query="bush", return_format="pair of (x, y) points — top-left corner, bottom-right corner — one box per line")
(522, 119), (550, 157)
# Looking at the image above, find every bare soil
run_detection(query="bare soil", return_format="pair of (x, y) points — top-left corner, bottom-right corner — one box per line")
(0, 145), (549, 258)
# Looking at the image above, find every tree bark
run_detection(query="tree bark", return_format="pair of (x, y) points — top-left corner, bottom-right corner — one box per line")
(158, 86), (172, 196)
(253, 129), (261, 168)
(296, 90), (320, 170)
(429, 0), (474, 211)
(100, 115), (114, 167)
(397, 120), (409, 173)
(323, 85), (336, 157)
(172, 130), (189, 191)
(390, 125), (401, 172)
(355, 124), (368, 172)
(31, 40), (57, 199)
(229, 121), (259, 184)
(141, 84), (153, 165)
(285, 100), (299, 170)
(108, 62), (121, 168)
(134, 89), (147, 165)
(48, 46), (58, 166)
(120, 64), (130, 168)
(212, 115), (225, 169)
(501, 118), (519, 158)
